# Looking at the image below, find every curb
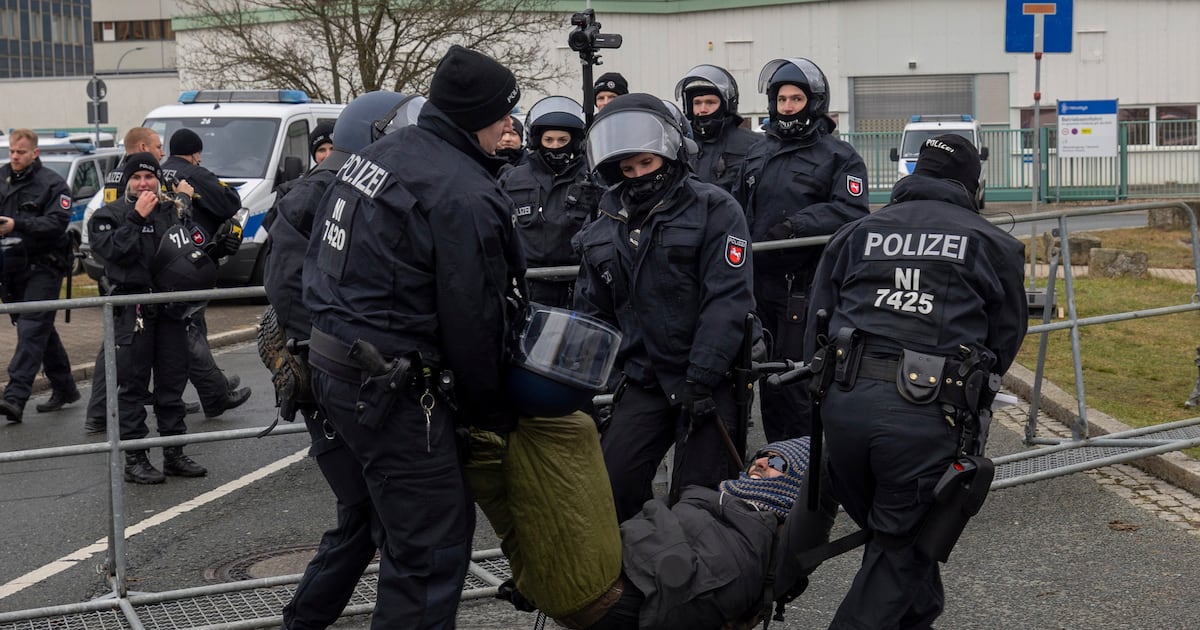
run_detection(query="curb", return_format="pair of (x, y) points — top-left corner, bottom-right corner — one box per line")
(29, 325), (261, 397)
(1003, 362), (1200, 496)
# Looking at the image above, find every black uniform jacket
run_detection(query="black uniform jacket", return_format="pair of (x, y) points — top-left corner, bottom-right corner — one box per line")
(303, 104), (525, 431)
(160, 156), (242, 245)
(499, 152), (590, 268)
(88, 193), (192, 293)
(804, 174), (1028, 373)
(621, 486), (779, 630)
(0, 158), (72, 258)
(733, 121), (869, 277)
(572, 175), (755, 396)
(262, 157), (341, 342)
(690, 115), (759, 194)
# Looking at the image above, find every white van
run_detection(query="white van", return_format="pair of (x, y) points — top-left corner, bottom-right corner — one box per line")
(889, 114), (989, 208)
(81, 90), (344, 285)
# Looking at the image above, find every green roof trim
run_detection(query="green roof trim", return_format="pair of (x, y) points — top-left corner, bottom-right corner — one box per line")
(173, 0), (817, 30)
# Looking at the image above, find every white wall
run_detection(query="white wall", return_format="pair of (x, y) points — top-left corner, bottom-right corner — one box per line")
(0, 74), (181, 141)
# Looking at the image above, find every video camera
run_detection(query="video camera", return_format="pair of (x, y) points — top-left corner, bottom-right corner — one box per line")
(568, 9), (622, 55)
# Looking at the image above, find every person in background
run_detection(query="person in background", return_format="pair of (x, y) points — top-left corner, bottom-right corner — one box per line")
(496, 115), (526, 168)
(674, 64), (760, 193)
(733, 57), (870, 443)
(0, 129), (80, 422)
(593, 72), (628, 111)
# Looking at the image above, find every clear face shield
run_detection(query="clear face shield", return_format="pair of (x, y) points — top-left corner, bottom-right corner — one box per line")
(371, 94), (427, 141)
(525, 96), (585, 132)
(674, 64), (738, 106)
(757, 58), (826, 95)
(512, 305), (622, 391)
(585, 110), (683, 174)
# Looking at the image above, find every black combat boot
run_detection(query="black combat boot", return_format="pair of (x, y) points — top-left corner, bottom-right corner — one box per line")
(124, 450), (166, 484)
(163, 446), (207, 478)
(36, 389), (82, 413)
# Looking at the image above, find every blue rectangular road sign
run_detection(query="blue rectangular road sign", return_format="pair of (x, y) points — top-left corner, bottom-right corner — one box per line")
(1057, 100), (1118, 116)
(1005, 0), (1073, 53)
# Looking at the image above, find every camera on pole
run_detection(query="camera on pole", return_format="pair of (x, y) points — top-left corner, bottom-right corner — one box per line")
(568, 8), (622, 126)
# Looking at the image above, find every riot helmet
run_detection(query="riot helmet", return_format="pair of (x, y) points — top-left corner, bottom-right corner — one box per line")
(674, 64), (742, 139)
(506, 304), (621, 417)
(333, 91), (425, 153)
(525, 96), (586, 173)
(757, 58), (829, 139)
(586, 93), (685, 187)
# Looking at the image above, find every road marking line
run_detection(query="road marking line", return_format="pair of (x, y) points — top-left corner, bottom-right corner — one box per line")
(0, 447), (308, 600)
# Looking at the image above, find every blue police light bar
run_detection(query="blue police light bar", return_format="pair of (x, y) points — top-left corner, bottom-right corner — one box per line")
(178, 90), (311, 104)
(910, 114), (975, 123)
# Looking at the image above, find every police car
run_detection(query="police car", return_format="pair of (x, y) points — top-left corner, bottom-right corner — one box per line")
(80, 90), (344, 286)
(0, 138), (123, 274)
(889, 114), (989, 208)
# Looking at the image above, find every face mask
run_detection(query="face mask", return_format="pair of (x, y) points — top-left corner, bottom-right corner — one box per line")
(496, 147), (524, 165)
(773, 110), (813, 139)
(538, 147), (578, 174)
(692, 114), (727, 140)
(624, 162), (674, 204)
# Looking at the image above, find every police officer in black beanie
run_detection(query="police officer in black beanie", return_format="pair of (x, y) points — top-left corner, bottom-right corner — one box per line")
(496, 115), (526, 168)
(308, 122), (334, 166)
(593, 71), (628, 110)
(88, 153), (214, 484)
(303, 45), (523, 627)
(805, 133), (1027, 628)
(160, 129), (252, 419)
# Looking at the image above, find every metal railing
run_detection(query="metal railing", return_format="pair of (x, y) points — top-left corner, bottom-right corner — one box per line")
(3, 201), (1200, 626)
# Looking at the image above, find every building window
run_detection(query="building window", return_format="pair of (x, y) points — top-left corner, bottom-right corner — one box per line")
(1157, 105), (1197, 147)
(93, 19), (174, 42)
(1119, 107), (1150, 146)
(1019, 107), (1058, 150)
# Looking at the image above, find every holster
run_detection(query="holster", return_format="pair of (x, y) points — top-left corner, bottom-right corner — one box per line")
(352, 352), (413, 431)
(832, 327), (863, 391)
(915, 454), (995, 562)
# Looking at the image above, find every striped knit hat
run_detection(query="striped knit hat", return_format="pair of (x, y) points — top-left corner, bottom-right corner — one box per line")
(719, 436), (811, 518)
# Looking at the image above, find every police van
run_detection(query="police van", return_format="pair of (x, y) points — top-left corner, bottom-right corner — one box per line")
(81, 90), (344, 286)
(889, 114), (989, 208)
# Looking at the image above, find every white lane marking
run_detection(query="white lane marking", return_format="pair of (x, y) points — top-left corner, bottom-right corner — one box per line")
(0, 447), (309, 600)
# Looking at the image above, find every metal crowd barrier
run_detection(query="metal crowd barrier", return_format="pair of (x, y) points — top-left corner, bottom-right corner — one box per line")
(2, 201), (1200, 627)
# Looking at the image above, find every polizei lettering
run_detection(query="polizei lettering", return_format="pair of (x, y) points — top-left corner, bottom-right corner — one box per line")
(862, 230), (968, 263)
(337, 154), (390, 198)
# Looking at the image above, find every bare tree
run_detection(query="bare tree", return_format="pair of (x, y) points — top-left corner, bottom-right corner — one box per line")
(175, 0), (569, 103)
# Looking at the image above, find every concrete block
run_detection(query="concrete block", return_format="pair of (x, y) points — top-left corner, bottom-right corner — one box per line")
(1089, 248), (1149, 278)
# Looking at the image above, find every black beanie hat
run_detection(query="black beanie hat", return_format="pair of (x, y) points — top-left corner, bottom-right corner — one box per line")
(913, 133), (981, 196)
(169, 128), (203, 156)
(122, 151), (163, 184)
(429, 45), (520, 132)
(309, 122), (334, 159)
(593, 72), (628, 97)
(510, 116), (524, 143)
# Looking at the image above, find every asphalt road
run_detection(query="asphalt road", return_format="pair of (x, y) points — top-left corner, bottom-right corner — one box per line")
(1, 341), (1198, 628)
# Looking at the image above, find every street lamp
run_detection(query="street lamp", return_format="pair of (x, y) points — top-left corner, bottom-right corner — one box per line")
(114, 46), (146, 75)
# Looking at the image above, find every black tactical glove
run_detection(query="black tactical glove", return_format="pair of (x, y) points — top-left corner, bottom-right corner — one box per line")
(764, 220), (794, 241)
(207, 218), (244, 259)
(495, 578), (537, 613)
(684, 379), (718, 422)
(566, 181), (604, 216)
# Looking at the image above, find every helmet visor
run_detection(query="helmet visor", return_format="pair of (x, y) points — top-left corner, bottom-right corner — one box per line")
(526, 96), (585, 131)
(373, 95), (426, 139)
(586, 110), (682, 172)
(514, 306), (622, 391)
(674, 64), (737, 102)
(757, 58), (826, 95)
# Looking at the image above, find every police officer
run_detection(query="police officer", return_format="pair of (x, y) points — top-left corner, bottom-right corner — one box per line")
(674, 64), (760, 193)
(733, 57), (870, 443)
(88, 153), (213, 484)
(592, 72), (628, 111)
(0, 129), (80, 422)
(573, 93), (757, 523)
(303, 45), (522, 627)
(262, 90), (424, 630)
(500, 96), (598, 309)
(161, 128), (252, 419)
(496, 115), (526, 168)
(805, 134), (1027, 628)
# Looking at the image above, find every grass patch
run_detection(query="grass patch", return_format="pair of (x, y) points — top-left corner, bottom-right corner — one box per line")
(1021, 227), (1196, 269)
(1016, 275), (1200, 457)
(60, 272), (101, 299)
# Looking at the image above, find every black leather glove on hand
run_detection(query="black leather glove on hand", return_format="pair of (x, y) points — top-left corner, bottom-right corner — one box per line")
(764, 220), (793, 241)
(685, 380), (718, 422)
(208, 219), (244, 259)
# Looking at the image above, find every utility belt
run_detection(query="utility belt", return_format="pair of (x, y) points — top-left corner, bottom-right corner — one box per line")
(308, 326), (456, 434)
